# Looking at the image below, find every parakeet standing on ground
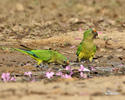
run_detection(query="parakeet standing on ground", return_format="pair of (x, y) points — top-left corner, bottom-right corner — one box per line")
(76, 28), (98, 62)
(14, 48), (69, 66)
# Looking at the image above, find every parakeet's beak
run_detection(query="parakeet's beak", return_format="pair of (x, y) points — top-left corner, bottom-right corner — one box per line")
(92, 29), (98, 38)
(66, 60), (70, 65)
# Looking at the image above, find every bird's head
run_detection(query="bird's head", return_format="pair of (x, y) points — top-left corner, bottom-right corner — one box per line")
(64, 59), (70, 65)
(55, 52), (70, 66)
(61, 59), (70, 67)
(83, 28), (98, 40)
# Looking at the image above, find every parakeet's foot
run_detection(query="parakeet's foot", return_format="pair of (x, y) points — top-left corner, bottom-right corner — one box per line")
(76, 58), (81, 62)
(89, 57), (93, 62)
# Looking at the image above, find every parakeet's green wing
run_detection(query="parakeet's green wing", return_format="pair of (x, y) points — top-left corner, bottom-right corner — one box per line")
(76, 42), (83, 56)
(31, 50), (52, 61)
(93, 45), (96, 53)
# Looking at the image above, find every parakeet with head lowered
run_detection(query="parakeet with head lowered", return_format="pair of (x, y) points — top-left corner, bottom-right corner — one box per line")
(14, 48), (69, 66)
(76, 28), (98, 62)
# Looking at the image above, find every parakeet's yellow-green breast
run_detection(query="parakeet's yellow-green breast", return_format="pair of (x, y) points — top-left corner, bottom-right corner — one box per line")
(76, 28), (98, 62)
(14, 48), (69, 66)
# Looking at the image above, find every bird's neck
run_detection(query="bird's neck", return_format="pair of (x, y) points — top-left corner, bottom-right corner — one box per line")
(84, 38), (94, 42)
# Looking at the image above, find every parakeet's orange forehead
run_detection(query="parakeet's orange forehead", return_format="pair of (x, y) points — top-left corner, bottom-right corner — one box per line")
(93, 29), (96, 32)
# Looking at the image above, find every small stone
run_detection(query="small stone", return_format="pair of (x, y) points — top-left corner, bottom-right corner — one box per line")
(122, 23), (125, 27)
(43, 46), (51, 50)
(16, 3), (24, 11)
(107, 19), (116, 25)
(116, 49), (123, 52)
(100, 48), (106, 52)
(94, 59), (99, 63)
(68, 18), (79, 24)
(106, 40), (114, 45)
(107, 55), (113, 60)
(115, 54), (122, 58)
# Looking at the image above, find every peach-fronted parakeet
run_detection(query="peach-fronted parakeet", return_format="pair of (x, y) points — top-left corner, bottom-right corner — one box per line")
(76, 28), (98, 62)
(14, 48), (69, 66)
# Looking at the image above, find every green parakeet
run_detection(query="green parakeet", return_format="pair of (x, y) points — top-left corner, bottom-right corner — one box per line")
(14, 48), (69, 66)
(76, 28), (98, 62)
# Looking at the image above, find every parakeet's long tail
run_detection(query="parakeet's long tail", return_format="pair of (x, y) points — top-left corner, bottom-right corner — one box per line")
(13, 48), (41, 65)
(20, 45), (33, 51)
(13, 48), (34, 56)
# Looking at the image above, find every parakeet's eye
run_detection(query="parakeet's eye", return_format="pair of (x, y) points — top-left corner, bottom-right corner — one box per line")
(63, 61), (66, 63)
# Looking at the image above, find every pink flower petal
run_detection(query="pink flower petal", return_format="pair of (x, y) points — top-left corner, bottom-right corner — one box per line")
(65, 66), (72, 71)
(79, 28), (82, 32)
(80, 72), (87, 78)
(90, 66), (96, 71)
(56, 71), (63, 76)
(78, 65), (85, 71)
(62, 74), (72, 79)
(6, 73), (11, 81)
(78, 65), (90, 72)
(70, 71), (73, 75)
(1, 73), (6, 82)
(24, 72), (32, 78)
(10, 77), (16, 81)
(31, 77), (36, 82)
(98, 31), (102, 34)
(84, 68), (90, 72)
(1, 73), (5, 79)
(45, 72), (54, 79)
(120, 64), (123, 66)
(1, 73), (11, 82)
(1, 73), (16, 82)
(70, 45), (76, 48)
(75, 38), (82, 40)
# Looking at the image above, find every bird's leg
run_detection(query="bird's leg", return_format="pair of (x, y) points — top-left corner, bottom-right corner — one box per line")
(34, 60), (43, 68)
(81, 58), (86, 63)
(37, 60), (42, 65)
(76, 57), (79, 62)
(89, 57), (93, 62)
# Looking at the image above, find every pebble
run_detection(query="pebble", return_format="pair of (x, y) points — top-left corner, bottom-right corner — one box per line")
(16, 3), (24, 11)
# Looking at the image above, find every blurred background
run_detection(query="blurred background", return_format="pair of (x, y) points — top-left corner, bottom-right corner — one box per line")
(0, 0), (125, 41)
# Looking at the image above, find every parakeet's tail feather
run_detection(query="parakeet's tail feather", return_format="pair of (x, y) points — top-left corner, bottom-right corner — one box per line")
(13, 48), (39, 61)
(13, 48), (33, 56)
(20, 45), (33, 51)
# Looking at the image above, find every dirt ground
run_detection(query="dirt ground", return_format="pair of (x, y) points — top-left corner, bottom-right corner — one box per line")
(0, 0), (125, 100)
